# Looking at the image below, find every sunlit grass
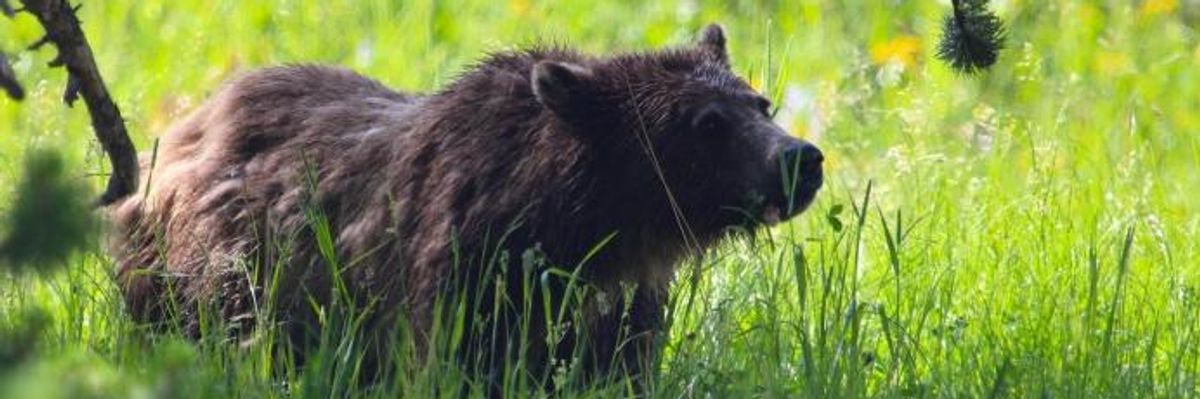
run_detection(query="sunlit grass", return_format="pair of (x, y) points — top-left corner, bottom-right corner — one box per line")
(2, 0), (1199, 397)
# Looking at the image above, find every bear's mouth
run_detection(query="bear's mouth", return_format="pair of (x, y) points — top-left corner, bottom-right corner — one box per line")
(761, 204), (784, 225)
(728, 168), (823, 228)
(760, 171), (823, 226)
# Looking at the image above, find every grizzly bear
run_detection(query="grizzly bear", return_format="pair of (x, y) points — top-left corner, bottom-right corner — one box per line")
(111, 24), (822, 387)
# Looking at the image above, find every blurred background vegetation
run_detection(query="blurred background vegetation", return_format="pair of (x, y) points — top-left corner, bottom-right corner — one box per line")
(1, 0), (1198, 397)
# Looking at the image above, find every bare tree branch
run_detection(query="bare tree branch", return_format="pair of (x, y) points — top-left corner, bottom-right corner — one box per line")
(14, 0), (138, 206)
(27, 35), (52, 51)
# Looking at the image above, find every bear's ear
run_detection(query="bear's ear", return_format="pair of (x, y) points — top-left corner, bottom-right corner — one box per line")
(532, 60), (595, 117)
(697, 23), (730, 67)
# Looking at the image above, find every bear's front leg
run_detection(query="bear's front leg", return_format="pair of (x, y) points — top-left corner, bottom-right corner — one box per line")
(575, 282), (666, 394)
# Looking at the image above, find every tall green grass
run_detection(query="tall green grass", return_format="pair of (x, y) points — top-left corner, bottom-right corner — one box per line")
(3, 0), (1199, 397)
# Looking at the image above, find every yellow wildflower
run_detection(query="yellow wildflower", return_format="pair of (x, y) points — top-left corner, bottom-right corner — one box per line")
(1139, 0), (1177, 16)
(509, 0), (532, 16)
(870, 35), (922, 70)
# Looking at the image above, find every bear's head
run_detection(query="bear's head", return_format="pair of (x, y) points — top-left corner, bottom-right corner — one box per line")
(532, 24), (823, 235)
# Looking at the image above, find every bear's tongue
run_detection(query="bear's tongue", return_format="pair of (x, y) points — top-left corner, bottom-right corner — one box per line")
(762, 205), (782, 225)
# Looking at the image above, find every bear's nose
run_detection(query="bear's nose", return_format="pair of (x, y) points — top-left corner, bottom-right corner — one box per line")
(779, 142), (824, 174)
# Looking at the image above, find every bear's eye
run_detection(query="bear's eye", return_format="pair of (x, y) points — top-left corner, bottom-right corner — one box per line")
(692, 106), (728, 133)
(755, 97), (773, 118)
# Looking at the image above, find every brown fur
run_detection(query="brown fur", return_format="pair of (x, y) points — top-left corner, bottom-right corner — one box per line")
(110, 24), (822, 384)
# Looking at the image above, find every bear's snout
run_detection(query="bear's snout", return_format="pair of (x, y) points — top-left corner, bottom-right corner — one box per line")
(761, 138), (824, 224)
(778, 141), (824, 181)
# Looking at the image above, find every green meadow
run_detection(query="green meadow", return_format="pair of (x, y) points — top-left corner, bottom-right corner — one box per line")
(2, 0), (1199, 397)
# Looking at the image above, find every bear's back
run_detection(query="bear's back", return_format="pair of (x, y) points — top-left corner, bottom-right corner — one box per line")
(111, 65), (422, 330)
